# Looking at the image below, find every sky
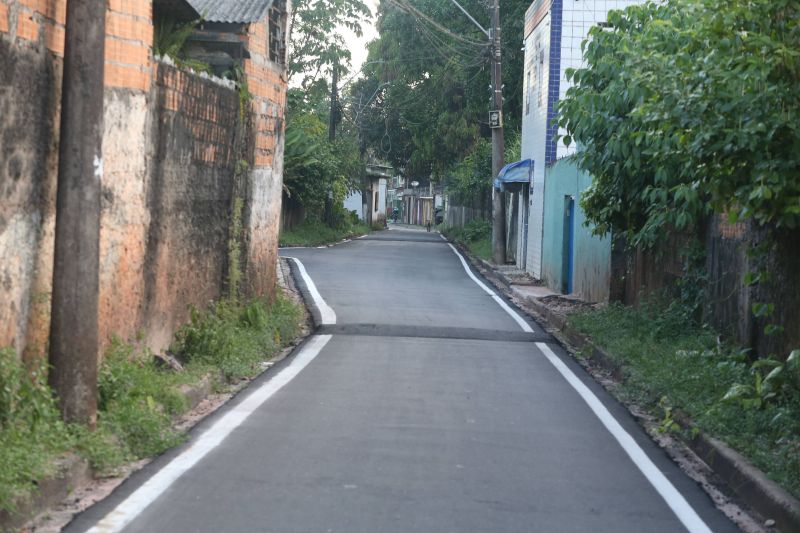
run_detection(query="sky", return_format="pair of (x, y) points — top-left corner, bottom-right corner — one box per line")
(342, 0), (379, 75)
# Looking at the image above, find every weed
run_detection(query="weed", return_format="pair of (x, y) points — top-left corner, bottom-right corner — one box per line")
(0, 349), (72, 513)
(440, 220), (492, 261)
(569, 301), (800, 498)
(174, 294), (302, 382)
(279, 218), (370, 247)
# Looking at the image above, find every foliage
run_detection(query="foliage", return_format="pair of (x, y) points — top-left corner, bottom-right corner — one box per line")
(445, 131), (521, 206)
(279, 217), (370, 247)
(289, 0), (372, 86)
(283, 105), (364, 220)
(570, 303), (800, 498)
(353, 0), (528, 183)
(0, 349), (71, 513)
(440, 219), (492, 261)
(723, 350), (800, 409)
(154, 18), (211, 73)
(227, 198), (244, 300)
(558, 0), (800, 247)
(96, 340), (188, 460)
(174, 295), (302, 382)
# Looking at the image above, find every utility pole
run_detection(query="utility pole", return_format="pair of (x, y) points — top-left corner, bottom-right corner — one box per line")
(325, 66), (338, 226)
(49, 0), (106, 426)
(329, 67), (338, 142)
(489, 0), (506, 264)
(451, 0), (505, 264)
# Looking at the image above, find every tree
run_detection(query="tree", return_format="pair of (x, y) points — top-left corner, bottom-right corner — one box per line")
(351, 0), (529, 191)
(558, 0), (800, 247)
(289, 0), (372, 86)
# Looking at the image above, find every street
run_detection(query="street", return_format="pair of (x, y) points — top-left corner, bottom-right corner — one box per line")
(67, 228), (739, 533)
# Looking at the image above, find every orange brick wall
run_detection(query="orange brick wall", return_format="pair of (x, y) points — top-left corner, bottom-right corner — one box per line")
(104, 0), (153, 90)
(0, 0), (152, 88)
(158, 65), (239, 167)
(244, 19), (287, 169)
(1, 0), (67, 55)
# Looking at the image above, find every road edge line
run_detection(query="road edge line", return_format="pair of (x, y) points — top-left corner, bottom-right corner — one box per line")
(85, 334), (333, 533)
(285, 257), (337, 325)
(446, 243), (534, 333)
(535, 342), (712, 533)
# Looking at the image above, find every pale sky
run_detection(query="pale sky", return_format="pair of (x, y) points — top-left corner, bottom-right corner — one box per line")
(342, 0), (379, 75)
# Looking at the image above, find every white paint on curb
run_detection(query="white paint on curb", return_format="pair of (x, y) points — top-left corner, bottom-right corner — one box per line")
(447, 243), (533, 333)
(287, 257), (337, 325)
(86, 334), (333, 533)
(535, 342), (712, 533)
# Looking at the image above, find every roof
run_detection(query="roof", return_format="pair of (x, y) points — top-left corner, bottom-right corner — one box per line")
(188, 0), (273, 23)
(153, 0), (201, 22)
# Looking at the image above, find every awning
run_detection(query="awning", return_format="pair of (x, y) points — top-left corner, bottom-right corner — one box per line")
(493, 159), (533, 192)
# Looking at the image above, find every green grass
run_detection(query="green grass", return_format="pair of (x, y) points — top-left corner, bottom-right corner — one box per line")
(569, 302), (800, 498)
(0, 350), (72, 514)
(0, 293), (303, 516)
(439, 219), (492, 262)
(279, 219), (370, 247)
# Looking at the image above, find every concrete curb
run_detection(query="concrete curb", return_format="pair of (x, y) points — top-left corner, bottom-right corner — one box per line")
(446, 237), (800, 533)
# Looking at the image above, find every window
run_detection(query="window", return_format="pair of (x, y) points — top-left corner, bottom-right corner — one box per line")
(374, 191), (379, 211)
(525, 70), (532, 115)
(269, 0), (287, 66)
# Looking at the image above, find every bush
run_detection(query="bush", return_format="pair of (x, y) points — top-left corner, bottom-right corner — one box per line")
(0, 349), (72, 512)
(174, 295), (301, 381)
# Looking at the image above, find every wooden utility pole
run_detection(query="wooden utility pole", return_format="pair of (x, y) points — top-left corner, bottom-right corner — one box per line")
(489, 0), (506, 264)
(451, 0), (506, 263)
(49, 0), (106, 426)
(325, 66), (338, 226)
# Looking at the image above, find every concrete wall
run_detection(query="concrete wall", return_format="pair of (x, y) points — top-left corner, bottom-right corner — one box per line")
(0, 28), (61, 361)
(243, 18), (287, 298)
(0, 1), (289, 359)
(541, 159), (611, 302)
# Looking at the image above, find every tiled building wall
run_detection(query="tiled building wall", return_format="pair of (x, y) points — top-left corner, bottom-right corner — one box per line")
(556, 0), (645, 159)
(521, 5), (551, 278)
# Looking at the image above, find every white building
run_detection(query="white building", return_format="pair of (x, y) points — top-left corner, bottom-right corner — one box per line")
(519, 0), (645, 277)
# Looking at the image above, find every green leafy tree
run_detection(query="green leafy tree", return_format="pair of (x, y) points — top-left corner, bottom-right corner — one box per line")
(290, 0), (373, 86)
(558, 0), (800, 247)
(352, 0), (528, 188)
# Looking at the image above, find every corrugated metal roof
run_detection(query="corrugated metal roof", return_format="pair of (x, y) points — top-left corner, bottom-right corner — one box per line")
(188, 0), (273, 23)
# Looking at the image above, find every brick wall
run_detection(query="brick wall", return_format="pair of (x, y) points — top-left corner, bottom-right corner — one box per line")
(105, 0), (152, 90)
(0, 2), (288, 360)
(141, 63), (240, 349)
(241, 18), (287, 297)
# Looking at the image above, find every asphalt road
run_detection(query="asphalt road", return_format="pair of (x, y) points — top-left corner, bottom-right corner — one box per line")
(68, 227), (739, 533)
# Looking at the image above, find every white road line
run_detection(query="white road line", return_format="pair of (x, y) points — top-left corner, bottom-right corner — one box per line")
(288, 257), (337, 325)
(535, 343), (712, 533)
(86, 334), (333, 533)
(447, 243), (534, 333)
(448, 240), (710, 532)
